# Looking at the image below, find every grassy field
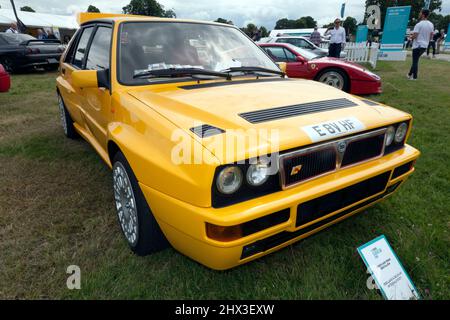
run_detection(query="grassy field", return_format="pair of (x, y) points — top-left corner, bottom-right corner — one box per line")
(0, 59), (449, 300)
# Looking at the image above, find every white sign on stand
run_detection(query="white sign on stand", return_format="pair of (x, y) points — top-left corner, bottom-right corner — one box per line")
(358, 235), (420, 300)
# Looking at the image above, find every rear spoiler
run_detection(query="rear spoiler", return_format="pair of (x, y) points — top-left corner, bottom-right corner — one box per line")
(77, 12), (148, 25)
(21, 39), (61, 45)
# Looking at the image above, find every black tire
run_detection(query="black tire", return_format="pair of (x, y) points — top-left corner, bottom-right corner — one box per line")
(112, 151), (169, 255)
(315, 68), (350, 92)
(57, 93), (78, 139)
(0, 57), (15, 73)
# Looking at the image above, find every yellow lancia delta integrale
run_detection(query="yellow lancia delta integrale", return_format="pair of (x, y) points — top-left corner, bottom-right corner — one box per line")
(56, 13), (420, 270)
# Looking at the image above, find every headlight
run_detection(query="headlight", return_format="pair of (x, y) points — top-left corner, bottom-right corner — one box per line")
(216, 166), (243, 194)
(395, 123), (408, 143)
(385, 126), (396, 146)
(246, 162), (270, 186)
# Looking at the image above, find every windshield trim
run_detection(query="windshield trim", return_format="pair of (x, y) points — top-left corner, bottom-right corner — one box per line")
(116, 20), (280, 87)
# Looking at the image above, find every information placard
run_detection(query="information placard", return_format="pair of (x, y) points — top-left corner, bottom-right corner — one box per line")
(379, 6), (411, 60)
(357, 235), (420, 300)
(356, 25), (368, 43)
(445, 23), (450, 51)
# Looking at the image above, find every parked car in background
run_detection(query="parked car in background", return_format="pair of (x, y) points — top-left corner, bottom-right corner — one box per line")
(57, 14), (419, 270)
(0, 33), (65, 72)
(0, 63), (10, 92)
(259, 36), (347, 59)
(260, 43), (381, 95)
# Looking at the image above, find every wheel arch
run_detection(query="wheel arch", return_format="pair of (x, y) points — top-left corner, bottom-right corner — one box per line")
(314, 66), (351, 93)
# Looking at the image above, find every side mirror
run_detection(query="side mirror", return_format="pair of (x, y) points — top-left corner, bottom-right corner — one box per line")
(276, 62), (287, 73)
(72, 69), (109, 90)
(296, 56), (306, 63)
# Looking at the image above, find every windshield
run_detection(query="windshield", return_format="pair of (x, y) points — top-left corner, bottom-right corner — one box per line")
(118, 22), (279, 84)
(0, 33), (36, 44)
(289, 45), (319, 61)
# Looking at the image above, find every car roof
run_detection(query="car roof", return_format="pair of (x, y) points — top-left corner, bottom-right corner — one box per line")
(80, 16), (233, 28)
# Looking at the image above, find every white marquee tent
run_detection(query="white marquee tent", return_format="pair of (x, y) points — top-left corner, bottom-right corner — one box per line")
(0, 8), (78, 30)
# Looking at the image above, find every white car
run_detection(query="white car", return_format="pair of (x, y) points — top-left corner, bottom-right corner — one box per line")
(258, 36), (347, 59)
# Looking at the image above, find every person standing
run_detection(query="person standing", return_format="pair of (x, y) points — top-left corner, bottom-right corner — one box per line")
(427, 29), (441, 58)
(436, 29), (445, 54)
(310, 27), (322, 47)
(326, 18), (346, 58)
(407, 9), (434, 80)
(5, 22), (19, 34)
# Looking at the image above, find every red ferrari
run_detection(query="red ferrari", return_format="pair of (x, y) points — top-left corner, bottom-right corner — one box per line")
(0, 64), (11, 93)
(259, 43), (382, 95)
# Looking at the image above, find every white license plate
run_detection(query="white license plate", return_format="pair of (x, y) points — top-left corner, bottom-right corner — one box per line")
(302, 117), (366, 142)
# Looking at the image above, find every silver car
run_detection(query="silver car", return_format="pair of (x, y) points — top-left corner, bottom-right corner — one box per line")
(259, 36), (347, 59)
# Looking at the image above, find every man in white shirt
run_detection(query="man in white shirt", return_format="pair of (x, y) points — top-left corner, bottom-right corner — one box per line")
(407, 9), (434, 80)
(326, 18), (346, 58)
(5, 22), (19, 34)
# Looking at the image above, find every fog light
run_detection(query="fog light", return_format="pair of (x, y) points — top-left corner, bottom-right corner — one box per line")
(206, 223), (243, 242)
(385, 126), (395, 146)
(395, 123), (408, 143)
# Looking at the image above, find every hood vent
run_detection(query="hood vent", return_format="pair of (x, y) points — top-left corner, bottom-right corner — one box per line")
(361, 99), (379, 106)
(190, 124), (225, 138)
(239, 98), (358, 124)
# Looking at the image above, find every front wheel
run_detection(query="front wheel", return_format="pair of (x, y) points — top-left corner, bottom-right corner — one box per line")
(112, 151), (169, 255)
(316, 68), (349, 92)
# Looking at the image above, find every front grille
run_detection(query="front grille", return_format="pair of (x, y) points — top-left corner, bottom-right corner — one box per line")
(239, 98), (358, 124)
(282, 147), (336, 186)
(341, 134), (385, 167)
(241, 172), (396, 260)
(279, 128), (387, 189)
(296, 172), (390, 227)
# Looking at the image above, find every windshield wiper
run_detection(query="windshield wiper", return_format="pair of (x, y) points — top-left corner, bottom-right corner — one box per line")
(133, 68), (231, 80)
(222, 66), (285, 77)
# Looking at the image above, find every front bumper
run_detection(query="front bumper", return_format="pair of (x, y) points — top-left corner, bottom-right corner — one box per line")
(140, 145), (420, 270)
(16, 54), (61, 69)
(350, 78), (382, 95)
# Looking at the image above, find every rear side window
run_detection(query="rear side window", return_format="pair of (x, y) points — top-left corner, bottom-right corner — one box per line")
(73, 27), (94, 68)
(64, 30), (81, 64)
(85, 27), (112, 70)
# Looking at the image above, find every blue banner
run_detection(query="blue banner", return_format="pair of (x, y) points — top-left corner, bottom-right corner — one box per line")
(380, 6), (411, 51)
(445, 23), (450, 51)
(341, 3), (346, 18)
(356, 25), (368, 43)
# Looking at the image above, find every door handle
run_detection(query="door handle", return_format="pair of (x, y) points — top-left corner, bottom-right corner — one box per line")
(61, 68), (66, 75)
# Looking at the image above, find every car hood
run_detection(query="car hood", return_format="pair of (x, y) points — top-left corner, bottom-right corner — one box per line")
(128, 78), (408, 163)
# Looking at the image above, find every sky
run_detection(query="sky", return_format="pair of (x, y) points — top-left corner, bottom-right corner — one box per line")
(1, 0), (450, 29)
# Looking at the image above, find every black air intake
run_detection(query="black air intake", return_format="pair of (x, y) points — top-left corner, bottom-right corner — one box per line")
(190, 124), (225, 138)
(239, 98), (358, 124)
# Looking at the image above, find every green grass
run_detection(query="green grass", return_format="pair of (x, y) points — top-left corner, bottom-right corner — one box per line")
(0, 60), (449, 300)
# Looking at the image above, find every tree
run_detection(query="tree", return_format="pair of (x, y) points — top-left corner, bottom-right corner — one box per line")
(429, 12), (450, 32)
(364, 0), (442, 29)
(274, 16), (317, 29)
(275, 18), (296, 29)
(343, 16), (358, 35)
(87, 5), (100, 13)
(259, 26), (269, 37)
(123, 0), (176, 18)
(215, 18), (234, 25)
(20, 6), (35, 12)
